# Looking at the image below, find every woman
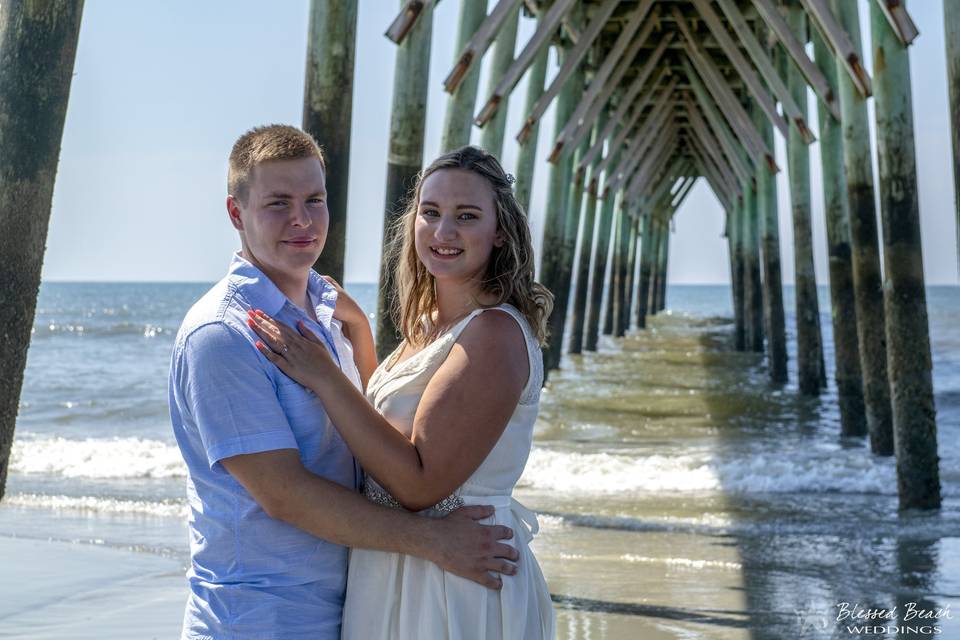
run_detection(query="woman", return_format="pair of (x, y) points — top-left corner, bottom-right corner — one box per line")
(248, 145), (555, 639)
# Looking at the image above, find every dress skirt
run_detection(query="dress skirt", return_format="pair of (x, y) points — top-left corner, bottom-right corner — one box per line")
(340, 495), (555, 640)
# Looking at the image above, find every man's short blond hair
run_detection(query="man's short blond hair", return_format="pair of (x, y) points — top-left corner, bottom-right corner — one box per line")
(228, 124), (325, 204)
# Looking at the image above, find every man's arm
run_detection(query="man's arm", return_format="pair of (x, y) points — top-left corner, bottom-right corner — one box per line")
(221, 449), (518, 589)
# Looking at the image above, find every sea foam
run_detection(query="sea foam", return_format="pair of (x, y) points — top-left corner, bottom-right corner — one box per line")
(12, 434), (956, 498)
(11, 435), (186, 479)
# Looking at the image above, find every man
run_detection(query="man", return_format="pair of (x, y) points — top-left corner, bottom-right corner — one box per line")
(169, 124), (517, 639)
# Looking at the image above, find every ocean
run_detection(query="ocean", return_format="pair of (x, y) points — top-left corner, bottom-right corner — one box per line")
(2, 282), (958, 639)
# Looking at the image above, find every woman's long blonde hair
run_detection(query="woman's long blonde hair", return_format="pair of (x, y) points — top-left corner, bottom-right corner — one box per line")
(386, 146), (553, 347)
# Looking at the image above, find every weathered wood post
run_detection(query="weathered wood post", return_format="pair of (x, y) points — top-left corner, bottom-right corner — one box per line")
(756, 108), (788, 381)
(0, 0), (84, 500)
(743, 176), (764, 352)
(623, 213), (639, 330)
(479, 3), (520, 157)
(636, 213), (653, 328)
(655, 216), (670, 313)
(569, 116), (606, 354)
(545, 131), (589, 370)
(832, 0), (895, 455)
(612, 202), (632, 336)
(783, 6), (825, 394)
(731, 196), (746, 350)
(375, 0), (434, 359)
(441, 0), (487, 151)
(947, 0), (960, 269)
(813, 28), (867, 437)
(541, 54), (581, 369)
(647, 215), (664, 317)
(586, 162), (619, 349)
(869, 2), (941, 509)
(514, 43), (549, 213)
(303, 0), (358, 283)
(605, 195), (625, 336)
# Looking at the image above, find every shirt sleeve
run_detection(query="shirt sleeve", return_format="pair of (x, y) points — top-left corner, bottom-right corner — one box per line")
(177, 321), (298, 468)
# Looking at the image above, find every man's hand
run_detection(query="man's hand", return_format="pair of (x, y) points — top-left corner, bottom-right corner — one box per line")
(424, 505), (520, 590)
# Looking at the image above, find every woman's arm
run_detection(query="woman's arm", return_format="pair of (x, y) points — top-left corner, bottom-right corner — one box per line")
(249, 309), (528, 511)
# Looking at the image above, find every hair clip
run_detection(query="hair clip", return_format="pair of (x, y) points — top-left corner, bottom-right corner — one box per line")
(505, 173), (516, 185)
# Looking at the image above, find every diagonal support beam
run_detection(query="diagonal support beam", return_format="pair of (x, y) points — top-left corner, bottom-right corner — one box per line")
(602, 91), (677, 194)
(874, 0), (919, 46)
(516, 0), (621, 144)
(714, 0), (821, 140)
(673, 8), (777, 173)
(798, 0), (873, 97)
(444, 0), (524, 94)
(585, 69), (670, 191)
(689, 0), (795, 142)
(687, 126), (741, 201)
(692, 154), (734, 213)
(749, 0), (840, 121)
(607, 120), (677, 197)
(597, 74), (679, 180)
(549, 0), (657, 161)
(385, 0), (438, 44)
(684, 99), (748, 189)
(578, 34), (674, 173)
(682, 55), (757, 184)
(626, 145), (681, 206)
(475, 0), (577, 127)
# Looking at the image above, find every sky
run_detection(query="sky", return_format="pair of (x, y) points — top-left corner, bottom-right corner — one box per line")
(40, 0), (958, 285)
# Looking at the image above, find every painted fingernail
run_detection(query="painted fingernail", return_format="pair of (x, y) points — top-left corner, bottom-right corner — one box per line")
(255, 341), (264, 350)
(247, 318), (255, 328)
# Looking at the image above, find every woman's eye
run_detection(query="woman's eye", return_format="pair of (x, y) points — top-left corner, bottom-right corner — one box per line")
(420, 209), (439, 217)
(459, 212), (477, 220)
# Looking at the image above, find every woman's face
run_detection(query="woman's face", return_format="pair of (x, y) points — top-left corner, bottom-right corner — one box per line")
(414, 168), (503, 288)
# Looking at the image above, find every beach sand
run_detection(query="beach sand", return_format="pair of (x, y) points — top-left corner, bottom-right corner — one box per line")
(0, 537), (186, 639)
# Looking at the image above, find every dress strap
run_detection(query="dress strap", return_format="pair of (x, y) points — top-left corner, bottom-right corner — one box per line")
(449, 305), (542, 404)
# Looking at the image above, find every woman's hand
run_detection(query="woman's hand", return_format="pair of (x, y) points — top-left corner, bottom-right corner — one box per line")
(247, 309), (337, 389)
(321, 275), (367, 327)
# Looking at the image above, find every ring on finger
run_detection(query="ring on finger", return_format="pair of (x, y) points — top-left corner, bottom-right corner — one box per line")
(278, 343), (289, 355)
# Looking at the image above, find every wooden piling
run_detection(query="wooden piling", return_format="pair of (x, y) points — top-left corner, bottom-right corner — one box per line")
(947, 0), (960, 270)
(303, 0), (358, 283)
(731, 197), (746, 351)
(655, 217), (670, 312)
(545, 129), (589, 370)
(604, 200), (624, 336)
(623, 214), (640, 330)
(869, 2), (941, 509)
(479, 3), (520, 157)
(440, 0), (487, 151)
(0, 0), (84, 500)
(636, 214), (653, 329)
(648, 216), (664, 317)
(783, 6), (825, 395)
(613, 203), (633, 336)
(813, 29), (867, 437)
(569, 116), (607, 354)
(514, 43), (549, 215)
(832, 0), (895, 456)
(743, 177), (764, 352)
(585, 157), (620, 350)
(756, 108), (788, 382)
(541, 53), (581, 369)
(375, 0), (433, 360)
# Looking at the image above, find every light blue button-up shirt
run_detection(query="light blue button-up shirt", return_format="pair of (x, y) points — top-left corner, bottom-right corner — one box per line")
(169, 253), (361, 640)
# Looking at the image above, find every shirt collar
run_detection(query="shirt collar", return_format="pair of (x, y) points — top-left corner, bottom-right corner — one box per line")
(227, 252), (338, 329)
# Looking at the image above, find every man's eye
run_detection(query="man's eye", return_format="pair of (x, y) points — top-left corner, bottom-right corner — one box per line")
(269, 201), (287, 208)
(308, 198), (325, 205)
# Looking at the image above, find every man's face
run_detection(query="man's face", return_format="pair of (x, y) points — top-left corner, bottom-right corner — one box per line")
(228, 156), (328, 281)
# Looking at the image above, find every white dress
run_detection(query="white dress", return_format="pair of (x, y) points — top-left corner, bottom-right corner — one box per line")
(340, 304), (555, 640)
